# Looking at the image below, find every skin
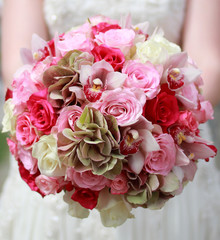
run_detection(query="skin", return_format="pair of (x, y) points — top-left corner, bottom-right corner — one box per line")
(1, 0), (49, 88)
(1, 0), (220, 106)
(183, 0), (220, 106)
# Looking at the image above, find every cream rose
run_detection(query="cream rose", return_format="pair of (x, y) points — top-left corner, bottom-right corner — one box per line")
(136, 31), (181, 64)
(32, 134), (65, 177)
(97, 188), (134, 227)
(2, 99), (16, 134)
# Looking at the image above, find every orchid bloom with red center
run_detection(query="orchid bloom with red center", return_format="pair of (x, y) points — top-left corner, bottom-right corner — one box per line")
(163, 52), (201, 91)
(121, 116), (160, 174)
(21, 34), (60, 65)
(80, 59), (126, 102)
(169, 124), (217, 162)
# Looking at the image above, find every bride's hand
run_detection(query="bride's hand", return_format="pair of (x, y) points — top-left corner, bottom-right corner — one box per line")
(1, 0), (49, 88)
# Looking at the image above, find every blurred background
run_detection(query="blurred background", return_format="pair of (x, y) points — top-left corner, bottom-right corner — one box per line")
(0, 0), (10, 193)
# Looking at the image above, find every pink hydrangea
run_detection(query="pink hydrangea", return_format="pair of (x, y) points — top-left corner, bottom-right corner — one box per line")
(12, 70), (42, 113)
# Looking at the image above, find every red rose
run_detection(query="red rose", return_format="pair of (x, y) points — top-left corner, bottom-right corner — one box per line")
(92, 44), (125, 71)
(17, 159), (45, 197)
(144, 85), (179, 128)
(71, 188), (99, 210)
(91, 22), (121, 37)
(5, 88), (13, 101)
(27, 89), (57, 134)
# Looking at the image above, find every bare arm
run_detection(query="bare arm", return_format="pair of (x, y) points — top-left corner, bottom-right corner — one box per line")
(183, 0), (220, 106)
(1, 0), (49, 88)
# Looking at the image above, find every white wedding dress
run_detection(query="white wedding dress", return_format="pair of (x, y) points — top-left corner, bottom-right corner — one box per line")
(1, 0), (220, 239)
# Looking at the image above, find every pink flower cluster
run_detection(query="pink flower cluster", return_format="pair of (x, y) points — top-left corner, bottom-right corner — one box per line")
(4, 15), (217, 227)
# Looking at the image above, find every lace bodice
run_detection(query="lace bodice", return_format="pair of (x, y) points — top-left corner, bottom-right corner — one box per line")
(43, 0), (186, 44)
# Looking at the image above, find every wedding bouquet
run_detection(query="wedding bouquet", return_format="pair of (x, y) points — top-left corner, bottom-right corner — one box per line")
(2, 15), (217, 227)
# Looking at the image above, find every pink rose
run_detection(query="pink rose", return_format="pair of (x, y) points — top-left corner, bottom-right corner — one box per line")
(16, 112), (39, 147)
(95, 29), (135, 55)
(92, 88), (146, 126)
(144, 133), (176, 176)
(92, 22), (121, 37)
(17, 147), (38, 174)
(178, 111), (199, 132)
(35, 175), (60, 195)
(110, 171), (129, 195)
(27, 89), (57, 134)
(66, 168), (109, 191)
(91, 44), (125, 71)
(57, 30), (93, 56)
(122, 60), (161, 99)
(56, 105), (83, 132)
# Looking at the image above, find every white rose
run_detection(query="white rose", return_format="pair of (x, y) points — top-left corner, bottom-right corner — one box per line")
(32, 134), (65, 177)
(2, 99), (16, 134)
(63, 190), (90, 219)
(136, 30), (181, 65)
(97, 188), (134, 227)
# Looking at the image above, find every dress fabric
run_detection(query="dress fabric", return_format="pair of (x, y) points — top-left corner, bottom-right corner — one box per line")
(1, 0), (220, 239)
